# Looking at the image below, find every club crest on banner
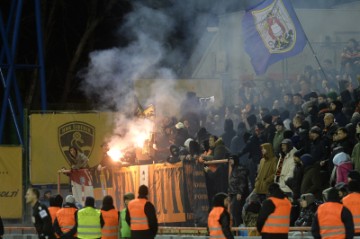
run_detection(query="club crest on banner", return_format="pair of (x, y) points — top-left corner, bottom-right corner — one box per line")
(58, 121), (95, 166)
(252, 0), (296, 53)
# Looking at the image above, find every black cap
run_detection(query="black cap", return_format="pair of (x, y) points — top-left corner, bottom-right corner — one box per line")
(348, 170), (360, 181)
(274, 118), (284, 126)
(310, 126), (321, 135)
(138, 185), (149, 196)
(85, 196), (95, 207)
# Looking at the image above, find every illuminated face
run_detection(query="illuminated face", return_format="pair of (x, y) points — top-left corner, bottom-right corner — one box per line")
(300, 199), (307, 208)
(261, 147), (267, 156)
(284, 95), (291, 104)
(336, 130), (347, 140)
(324, 115), (334, 127)
(329, 102), (336, 111)
(309, 132), (318, 141)
(25, 189), (37, 204)
(293, 96), (302, 105)
(281, 143), (288, 153)
(275, 124), (283, 132)
(69, 147), (77, 157)
(318, 96), (326, 104)
(223, 196), (230, 208)
(102, 143), (110, 152)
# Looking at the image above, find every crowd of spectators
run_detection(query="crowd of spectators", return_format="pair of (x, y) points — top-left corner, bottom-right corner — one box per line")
(151, 38), (360, 228)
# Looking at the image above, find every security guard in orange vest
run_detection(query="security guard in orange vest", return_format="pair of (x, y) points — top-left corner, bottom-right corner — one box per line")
(257, 183), (292, 239)
(53, 195), (78, 239)
(126, 185), (158, 239)
(208, 193), (234, 239)
(312, 187), (354, 239)
(101, 195), (119, 239)
(48, 195), (63, 225)
(342, 180), (360, 236)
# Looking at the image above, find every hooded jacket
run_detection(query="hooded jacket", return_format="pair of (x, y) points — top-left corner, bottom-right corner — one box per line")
(254, 143), (278, 194)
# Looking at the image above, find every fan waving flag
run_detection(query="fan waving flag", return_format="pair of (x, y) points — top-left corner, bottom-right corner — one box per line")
(242, 0), (307, 75)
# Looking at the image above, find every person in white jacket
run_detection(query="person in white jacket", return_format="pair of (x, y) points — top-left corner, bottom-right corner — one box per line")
(274, 139), (297, 198)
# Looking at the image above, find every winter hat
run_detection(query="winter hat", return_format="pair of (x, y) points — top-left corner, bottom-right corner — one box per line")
(331, 100), (343, 110)
(281, 138), (293, 147)
(268, 183), (283, 196)
(300, 154), (314, 167)
(327, 91), (338, 102)
(326, 187), (340, 202)
(184, 138), (193, 150)
(124, 192), (135, 201)
(262, 114), (273, 124)
(53, 194), (63, 207)
(348, 170), (360, 182)
(300, 193), (315, 205)
(213, 193), (228, 207)
(175, 122), (184, 129)
(310, 126), (321, 135)
(65, 195), (75, 204)
(102, 195), (114, 208)
(246, 114), (257, 127)
(333, 152), (350, 166)
(85, 196), (95, 207)
(348, 180), (360, 193)
(138, 185), (149, 196)
(293, 150), (303, 159)
(274, 118), (284, 126)
(249, 193), (260, 203)
(335, 182), (348, 194)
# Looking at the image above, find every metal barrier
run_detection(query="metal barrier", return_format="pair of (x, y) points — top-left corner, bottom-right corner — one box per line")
(4, 226), (312, 237)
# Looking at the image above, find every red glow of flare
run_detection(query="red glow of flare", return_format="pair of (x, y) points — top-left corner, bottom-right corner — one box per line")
(107, 148), (124, 162)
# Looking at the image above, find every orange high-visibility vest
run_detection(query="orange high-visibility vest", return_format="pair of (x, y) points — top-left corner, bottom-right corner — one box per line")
(208, 207), (226, 239)
(56, 207), (77, 237)
(261, 197), (291, 234)
(48, 206), (61, 224)
(343, 193), (360, 233)
(128, 198), (149, 231)
(318, 202), (346, 239)
(101, 209), (119, 239)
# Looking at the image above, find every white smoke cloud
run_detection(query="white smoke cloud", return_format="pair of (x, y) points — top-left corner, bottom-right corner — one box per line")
(80, 0), (243, 156)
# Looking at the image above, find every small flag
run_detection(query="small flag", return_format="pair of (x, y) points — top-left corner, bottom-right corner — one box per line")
(242, 0), (307, 75)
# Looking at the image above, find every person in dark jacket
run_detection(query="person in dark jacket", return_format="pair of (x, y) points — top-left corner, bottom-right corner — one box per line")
(208, 193), (234, 239)
(257, 183), (292, 239)
(309, 126), (328, 163)
(25, 188), (55, 239)
(126, 185), (158, 239)
(228, 156), (249, 226)
(221, 119), (237, 149)
(294, 193), (318, 227)
(311, 187), (354, 239)
(230, 122), (247, 155)
(238, 123), (263, 188)
(330, 100), (348, 127)
(300, 161), (328, 200)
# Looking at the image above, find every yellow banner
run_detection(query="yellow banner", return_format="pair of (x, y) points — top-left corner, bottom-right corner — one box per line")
(112, 162), (186, 223)
(0, 146), (23, 218)
(149, 162), (185, 223)
(30, 112), (115, 184)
